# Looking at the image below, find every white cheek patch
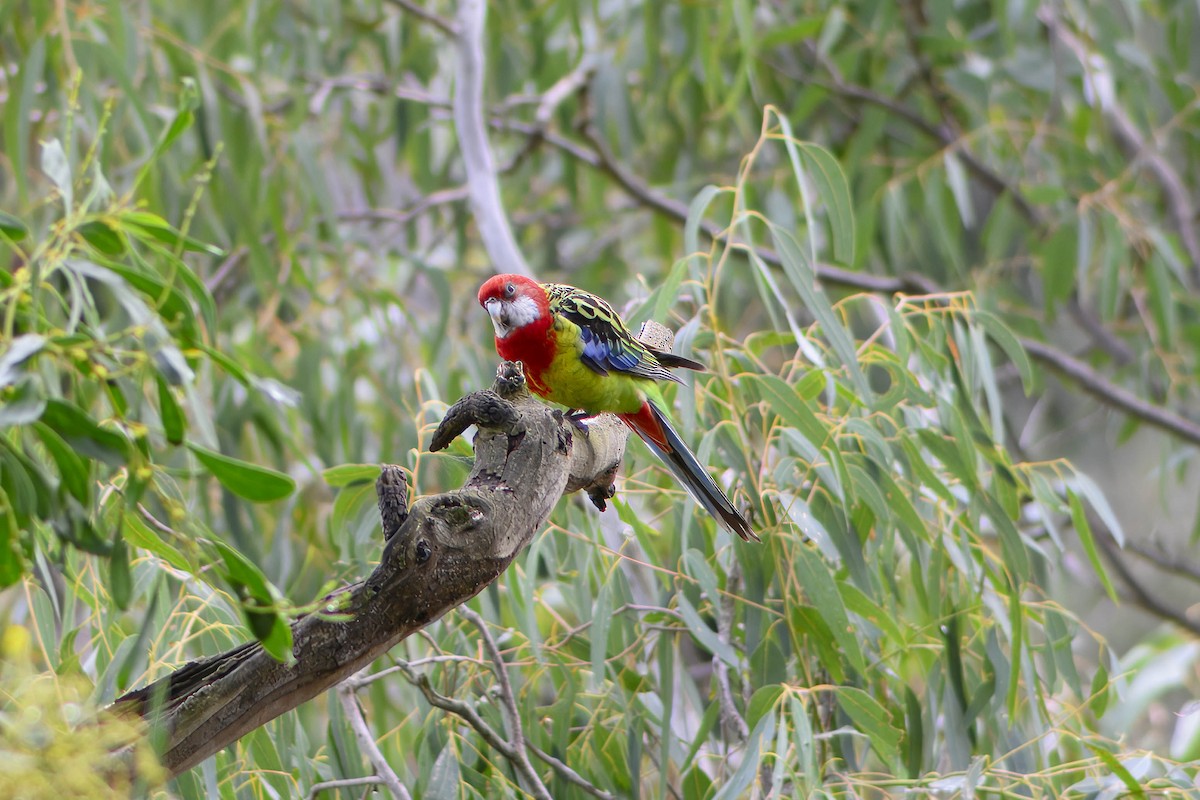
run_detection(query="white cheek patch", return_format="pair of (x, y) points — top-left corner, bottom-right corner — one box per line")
(506, 295), (541, 329)
(486, 294), (541, 339)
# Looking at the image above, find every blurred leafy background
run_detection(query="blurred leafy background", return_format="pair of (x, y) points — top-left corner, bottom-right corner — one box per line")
(3, 0), (1200, 797)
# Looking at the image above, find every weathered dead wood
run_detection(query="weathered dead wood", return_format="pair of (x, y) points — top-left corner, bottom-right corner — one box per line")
(112, 358), (635, 777)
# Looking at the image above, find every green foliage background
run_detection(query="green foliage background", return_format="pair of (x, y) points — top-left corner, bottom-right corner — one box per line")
(3, 0), (1200, 797)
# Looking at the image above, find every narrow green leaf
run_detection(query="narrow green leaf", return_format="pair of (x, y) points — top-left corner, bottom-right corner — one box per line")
(120, 210), (224, 256)
(758, 15), (826, 49)
(1070, 469), (1125, 546)
(798, 142), (856, 264)
(425, 741), (462, 800)
(213, 540), (294, 663)
(676, 593), (738, 667)
(768, 225), (869, 396)
(39, 399), (130, 465)
(684, 184), (723, 258)
(974, 310), (1035, 392)
(749, 373), (827, 445)
(41, 138), (72, 210)
(323, 463), (382, 487)
(794, 544), (867, 675)
(837, 687), (902, 763)
(0, 334), (46, 389)
(649, 257), (691, 328)
(944, 152), (975, 228)
(78, 220), (126, 255)
(904, 686), (924, 777)
(1005, 577), (1023, 720)
(747, 685), (785, 729)
(187, 442), (295, 502)
(1087, 746), (1149, 798)
(681, 766), (713, 800)
(712, 710), (773, 800)
(1068, 488), (1118, 602)
(0, 500), (23, 586)
(591, 579), (614, 688)
(6, 37), (45, 205)
(0, 211), (29, 242)
(121, 512), (190, 572)
(330, 480), (379, 548)
(33, 422), (90, 504)
(1090, 661), (1111, 717)
(156, 374), (185, 445)
(108, 534), (133, 611)
(0, 379), (46, 427)
(682, 548), (721, 607)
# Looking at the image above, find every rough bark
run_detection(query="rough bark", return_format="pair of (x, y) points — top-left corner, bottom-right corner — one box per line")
(112, 356), (638, 777)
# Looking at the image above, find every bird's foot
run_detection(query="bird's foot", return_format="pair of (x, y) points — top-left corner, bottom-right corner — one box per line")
(565, 409), (596, 433)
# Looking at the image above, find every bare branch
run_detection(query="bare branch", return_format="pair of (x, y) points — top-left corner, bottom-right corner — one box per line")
(336, 186), (470, 227)
(453, 0), (533, 276)
(383, 0), (459, 37)
(1020, 338), (1200, 447)
(113, 360), (635, 777)
(1096, 521), (1200, 638)
(1125, 540), (1200, 586)
(714, 567), (749, 743)
(459, 607), (550, 799)
(306, 776), (385, 800)
(338, 676), (412, 800)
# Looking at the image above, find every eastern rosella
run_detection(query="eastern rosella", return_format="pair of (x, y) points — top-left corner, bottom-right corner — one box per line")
(477, 274), (757, 541)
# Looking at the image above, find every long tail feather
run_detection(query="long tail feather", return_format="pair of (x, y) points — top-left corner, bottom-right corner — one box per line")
(618, 402), (758, 542)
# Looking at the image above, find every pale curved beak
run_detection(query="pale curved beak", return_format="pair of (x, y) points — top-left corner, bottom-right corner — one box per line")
(483, 297), (508, 337)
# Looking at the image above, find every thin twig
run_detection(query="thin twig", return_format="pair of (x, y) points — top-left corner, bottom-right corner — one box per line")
(714, 568), (749, 743)
(459, 608), (525, 755)
(453, 0), (533, 276)
(336, 186), (470, 226)
(383, 0), (459, 37)
(396, 658), (551, 800)
(306, 776), (385, 800)
(1125, 540), (1200, 586)
(1019, 338), (1200, 447)
(338, 675), (413, 800)
(1095, 522), (1200, 637)
(526, 742), (617, 800)
(397, 655), (614, 800)
(535, 55), (597, 128)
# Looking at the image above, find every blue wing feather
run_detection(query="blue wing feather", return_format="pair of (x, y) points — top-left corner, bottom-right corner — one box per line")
(548, 283), (689, 383)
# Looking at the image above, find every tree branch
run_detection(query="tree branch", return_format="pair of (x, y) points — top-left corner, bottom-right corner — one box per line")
(1020, 338), (1200, 446)
(338, 676), (412, 800)
(383, 0), (459, 37)
(453, 0), (533, 276)
(112, 359), (635, 777)
(458, 607), (551, 800)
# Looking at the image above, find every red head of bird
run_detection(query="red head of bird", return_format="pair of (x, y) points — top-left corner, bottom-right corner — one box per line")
(477, 274), (549, 340)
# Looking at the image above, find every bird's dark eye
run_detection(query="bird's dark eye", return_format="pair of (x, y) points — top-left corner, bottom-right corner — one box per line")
(504, 282), (516, 298)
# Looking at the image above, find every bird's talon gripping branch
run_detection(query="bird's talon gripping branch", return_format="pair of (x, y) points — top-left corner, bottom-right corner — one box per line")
(564, 409), (595, 432)
(587, 480), (618, 512)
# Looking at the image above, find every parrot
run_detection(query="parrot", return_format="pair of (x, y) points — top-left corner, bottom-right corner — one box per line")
(477, 273), (758, 541)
